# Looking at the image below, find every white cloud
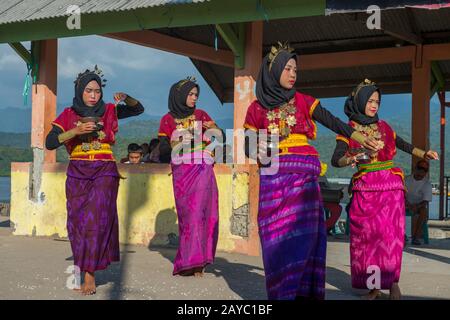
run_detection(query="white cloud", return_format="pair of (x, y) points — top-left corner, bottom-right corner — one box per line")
(58, 55), (115, 79)
(0, 37), (233, 120)
(0, 48), (25, 71)
(57, 35), (191, 80)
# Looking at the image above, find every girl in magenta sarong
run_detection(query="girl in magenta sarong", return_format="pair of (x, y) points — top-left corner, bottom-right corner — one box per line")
(158, 78), (223, 277)
(243, 44), (379, 300)
(331, 79), (438, 300)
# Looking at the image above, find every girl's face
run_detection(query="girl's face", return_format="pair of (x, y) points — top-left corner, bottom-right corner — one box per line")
(279, 58), (297, 90)
(186, 87), (199, 108)
(83, 80), (101, 107)
(365, 91), (380, 117)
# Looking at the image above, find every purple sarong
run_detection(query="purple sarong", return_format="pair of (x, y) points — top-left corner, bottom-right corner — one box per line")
(350, 170), (405, 289)
(171, 152), (219, 275)
(258, 155), (326, 300)
(66, 160), (121, 273)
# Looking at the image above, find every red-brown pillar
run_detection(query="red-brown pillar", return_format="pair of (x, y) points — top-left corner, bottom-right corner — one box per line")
(233, 21), (263, 256)
(411, 51), (430, 169)
(30, 39), (57, 200)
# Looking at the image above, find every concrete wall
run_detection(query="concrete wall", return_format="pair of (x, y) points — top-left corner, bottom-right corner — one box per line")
(10, 162), (260, 256)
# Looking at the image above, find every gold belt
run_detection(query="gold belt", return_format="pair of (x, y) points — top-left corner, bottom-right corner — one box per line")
(357, 160), (394, 173)
(71, 143), (113, 157)
(278, 133), (309, 153)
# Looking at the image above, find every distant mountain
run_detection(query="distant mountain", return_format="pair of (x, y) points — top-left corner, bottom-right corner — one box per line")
(313, 104), (449, 182)
(0, 103), (162, 132)
(0, 107), (31, 133)
(117, 119), (160, 140)
(0, 132), (30, 148)
(0, 145), (32, 176)
(0, 102), (448, 180)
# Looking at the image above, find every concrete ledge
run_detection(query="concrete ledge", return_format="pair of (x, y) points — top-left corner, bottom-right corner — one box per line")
(10, 162), (260, 256)
(428, 220), (450, 228)
(429, 220), (450, 239)
(11, 162), (234, 175)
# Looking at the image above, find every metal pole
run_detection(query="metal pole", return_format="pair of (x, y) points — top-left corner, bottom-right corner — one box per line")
(438, 91), (446, 220)
(445, 177), (450, 218)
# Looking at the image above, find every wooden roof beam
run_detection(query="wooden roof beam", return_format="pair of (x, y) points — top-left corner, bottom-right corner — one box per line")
(103, 30), (234, 68)
(299, 46), (415, 70)
(8, 42), (31, 65)
(190, 58), (226, 103)
(382, 27), (423, 45)
(424, 43), (450, 61)
(215, 23), (245, 69)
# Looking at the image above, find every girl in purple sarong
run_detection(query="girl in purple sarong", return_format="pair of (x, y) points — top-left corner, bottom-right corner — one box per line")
(45, 67), (144, 295)
(158, 78), (223, 277)
(331, 79), (438, 300)
(243, 43), (379, 300)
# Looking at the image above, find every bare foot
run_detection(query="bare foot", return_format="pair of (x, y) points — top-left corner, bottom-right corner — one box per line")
(81, 272), (96, 295)
(179, 269), (195, 276)
(389, 283), (401, 300)
(179, 267), (204, 277)
(362, 289), (381, 300)
(194, 267), (204, 277)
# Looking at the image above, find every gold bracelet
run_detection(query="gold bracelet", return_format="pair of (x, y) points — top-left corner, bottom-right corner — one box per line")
(124, 96), (138, 106)
(412, 147), (426, 159)
(338, 156), (350, 167)
(350, 131), (366, 146)
(57, 130), (76, 143)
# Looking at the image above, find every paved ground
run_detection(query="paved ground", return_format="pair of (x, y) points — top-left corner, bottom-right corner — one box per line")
(0, 215), (449, 300)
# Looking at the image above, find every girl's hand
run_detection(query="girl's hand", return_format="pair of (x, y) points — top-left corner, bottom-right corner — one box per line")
(114, 92), (127, 104)
(362, 137), (381, 152)
(202, 121), (216, 129)
(73, 122), (96, 135)
(425, 150), (439, 160)
(348, 153), (365, 168)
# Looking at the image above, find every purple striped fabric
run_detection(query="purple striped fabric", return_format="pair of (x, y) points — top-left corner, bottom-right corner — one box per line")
(171, 158), (219, 275)
(66, 160), (120, 273)
(258, 155), (326, 300)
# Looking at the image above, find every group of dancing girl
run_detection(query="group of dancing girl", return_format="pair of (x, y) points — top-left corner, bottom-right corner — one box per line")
(45, 42), (438, 299)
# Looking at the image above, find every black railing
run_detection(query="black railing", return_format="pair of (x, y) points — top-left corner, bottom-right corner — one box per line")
(445, 176), (450, 219)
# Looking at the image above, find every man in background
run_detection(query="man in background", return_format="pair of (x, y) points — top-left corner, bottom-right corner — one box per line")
(405, 160), (433, 245)
(123, 143), (144, 164)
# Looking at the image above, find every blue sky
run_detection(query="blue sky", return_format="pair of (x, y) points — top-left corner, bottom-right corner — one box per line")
(0, 35), (444, 124)
(0, 35), (233, 120)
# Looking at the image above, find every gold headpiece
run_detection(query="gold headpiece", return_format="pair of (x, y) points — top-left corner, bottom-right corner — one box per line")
(352, 78), (376, 98)
(176, 76), (197, 90)
(268, 42), (295, 72)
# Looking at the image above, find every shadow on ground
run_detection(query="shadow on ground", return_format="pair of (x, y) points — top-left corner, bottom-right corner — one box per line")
(147, 208), (266, 300)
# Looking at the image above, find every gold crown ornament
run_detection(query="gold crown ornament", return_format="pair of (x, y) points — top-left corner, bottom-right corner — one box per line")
(176, 76), (197, 90)
(352, 78), (377, 98)
(268, 42), (295, 72)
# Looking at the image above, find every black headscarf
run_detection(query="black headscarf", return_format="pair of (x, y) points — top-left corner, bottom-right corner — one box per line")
(344, 82), (381, 125)
(168, 79), (199, 119)
(256, 50), (297, 110)
(71, 72), (106, 118)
